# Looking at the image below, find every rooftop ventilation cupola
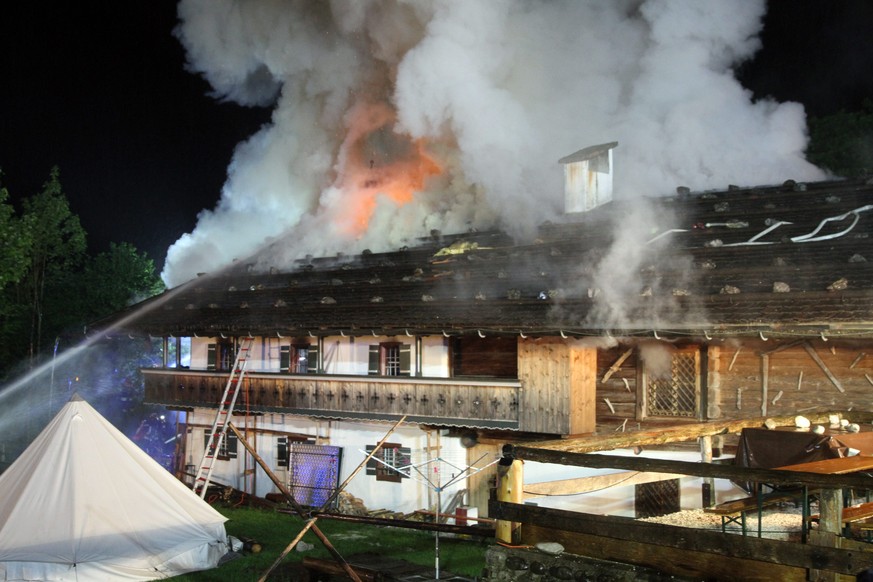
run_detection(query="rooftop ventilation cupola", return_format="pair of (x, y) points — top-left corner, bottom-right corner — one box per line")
(558, 141), (618, 213)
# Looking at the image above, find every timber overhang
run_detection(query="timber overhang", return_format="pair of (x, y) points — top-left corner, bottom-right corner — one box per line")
(143, 368), (521, 430)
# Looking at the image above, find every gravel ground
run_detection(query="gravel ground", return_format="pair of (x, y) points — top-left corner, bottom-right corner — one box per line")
(640, 506), (805, 541)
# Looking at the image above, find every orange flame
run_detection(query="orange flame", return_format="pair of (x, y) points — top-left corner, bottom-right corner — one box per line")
(333, 102), (442, 235)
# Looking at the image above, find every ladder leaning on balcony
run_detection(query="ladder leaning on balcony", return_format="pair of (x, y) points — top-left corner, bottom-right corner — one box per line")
(192, 336), (255, 498)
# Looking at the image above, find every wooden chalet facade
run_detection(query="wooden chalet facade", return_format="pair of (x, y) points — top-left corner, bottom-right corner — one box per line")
(96, 177), (873, 523)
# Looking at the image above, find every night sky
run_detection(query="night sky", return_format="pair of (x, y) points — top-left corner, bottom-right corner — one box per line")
(1, 1), (872, 271)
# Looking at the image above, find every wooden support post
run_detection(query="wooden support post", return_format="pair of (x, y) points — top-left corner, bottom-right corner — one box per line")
(496, 459), (523, 544)
(761, 354), (769, 416)
(810, 488), (844, 582)
(228, 423), (364, 582)
(700, 436), (714, 507)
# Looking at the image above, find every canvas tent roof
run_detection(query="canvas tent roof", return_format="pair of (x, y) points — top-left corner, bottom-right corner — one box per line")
(0, 394), (227, 581)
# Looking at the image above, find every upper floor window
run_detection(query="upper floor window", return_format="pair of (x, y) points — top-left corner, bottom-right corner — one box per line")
(368, 342), (411, 376)
(206, 339), (236, 371)
(280, 344), (319, 374)
(640, 346), (700, 419)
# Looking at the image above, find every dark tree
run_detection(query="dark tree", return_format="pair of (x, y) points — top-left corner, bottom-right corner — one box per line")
(806, 100), (873, 178)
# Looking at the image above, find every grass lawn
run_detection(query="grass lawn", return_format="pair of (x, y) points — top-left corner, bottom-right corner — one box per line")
(172, 504), (491, 581)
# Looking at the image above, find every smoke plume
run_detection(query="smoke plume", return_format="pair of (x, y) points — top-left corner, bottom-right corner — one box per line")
(162, 0), (825, 287)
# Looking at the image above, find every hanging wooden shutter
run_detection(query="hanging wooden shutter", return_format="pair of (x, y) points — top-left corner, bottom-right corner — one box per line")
(368, 345), (380, 375)
(279, 345), (290, 371)
(307, 344), (320, 373)
(206, 343), (216, 370)
(277, 437), (289, 468)
(399, 344), (412, 376)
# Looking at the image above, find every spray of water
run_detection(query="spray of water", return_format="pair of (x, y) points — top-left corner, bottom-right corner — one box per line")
(0, 283), (194, 460)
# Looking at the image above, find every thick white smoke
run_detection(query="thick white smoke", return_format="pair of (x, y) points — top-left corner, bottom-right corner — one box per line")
(162, 0), (825, 287)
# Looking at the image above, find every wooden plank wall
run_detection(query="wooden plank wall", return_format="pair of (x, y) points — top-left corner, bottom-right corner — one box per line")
(517, 338), (596, 435)
(710, 339), (873, 421)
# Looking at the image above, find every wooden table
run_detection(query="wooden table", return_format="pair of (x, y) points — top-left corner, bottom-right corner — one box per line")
(775, 455), (873, 475)
(775, 455), (873, 541)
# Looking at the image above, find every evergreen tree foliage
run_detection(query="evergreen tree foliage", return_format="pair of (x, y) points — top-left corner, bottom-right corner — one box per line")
(806, 100), (873, 178)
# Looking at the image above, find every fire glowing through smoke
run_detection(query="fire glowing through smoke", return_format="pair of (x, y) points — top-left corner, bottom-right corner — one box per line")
(333, 102), (441, 235)
(163, 0), (828, 287)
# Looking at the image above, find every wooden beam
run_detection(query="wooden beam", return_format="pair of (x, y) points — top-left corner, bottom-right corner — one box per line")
(523, 523), (805, 581)
(761, 354), (769, 416)
(601, 348), (633, 382)
(489, 501), (873, 575)
(308, 511), (494, 537)
(803, 342), (845, 393)
(523, 471), (685, 498)
(504, 449), (873, 491)
(228, 423), (363, 582)
(521, 411), (873, 454)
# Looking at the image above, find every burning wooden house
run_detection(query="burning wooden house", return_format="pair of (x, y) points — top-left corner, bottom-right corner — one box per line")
(95, 174), (873, 549)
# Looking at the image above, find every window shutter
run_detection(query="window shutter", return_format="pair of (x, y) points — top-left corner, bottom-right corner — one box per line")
(279, 345), (290, 371)
(277, 436), (289, 468)
(226, 432), (238, 458)
(206, 343), (216, 370)
(399, 344), (412, 376)
(365, 444), (378, 475)
(368, 345), (380, 375)
(307, 344), (319, 374)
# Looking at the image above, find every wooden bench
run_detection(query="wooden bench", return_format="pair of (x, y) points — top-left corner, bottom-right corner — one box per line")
(705, 492), (799, 536)
(809, 500), (873, 539)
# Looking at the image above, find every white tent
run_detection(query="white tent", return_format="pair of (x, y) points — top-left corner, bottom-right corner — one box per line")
(0, 394), (227, 581)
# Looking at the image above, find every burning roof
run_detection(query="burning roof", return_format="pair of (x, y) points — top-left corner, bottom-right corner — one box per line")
(96, 178), (873, 340)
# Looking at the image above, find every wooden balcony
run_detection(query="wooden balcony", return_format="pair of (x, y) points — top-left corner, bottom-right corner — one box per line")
(143, 369), (521, 430)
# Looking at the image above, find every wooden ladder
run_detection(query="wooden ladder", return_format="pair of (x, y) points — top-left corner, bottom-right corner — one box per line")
(192, 336), (255, 498)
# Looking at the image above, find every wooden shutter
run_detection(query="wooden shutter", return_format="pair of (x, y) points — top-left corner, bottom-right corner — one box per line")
(277, 437), (289, 468)
(206, 343), (216, 370)
(307, 344), (320, 374)
(368, 345), (380, 375)
(279, 345), (290, 371)
(399, 344), (412, 376)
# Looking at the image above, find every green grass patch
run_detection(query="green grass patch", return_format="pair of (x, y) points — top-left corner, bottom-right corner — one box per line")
(172, 504), (491, 581)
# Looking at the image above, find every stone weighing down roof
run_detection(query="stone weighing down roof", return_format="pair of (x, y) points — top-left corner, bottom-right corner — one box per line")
(95, 178), (873, 340)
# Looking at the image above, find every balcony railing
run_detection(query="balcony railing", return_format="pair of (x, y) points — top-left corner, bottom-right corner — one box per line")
(143, 369), (521, 429)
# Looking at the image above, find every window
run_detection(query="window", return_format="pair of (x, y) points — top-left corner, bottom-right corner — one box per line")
(204, 429), (238, 460)
(640, 346), (700, 419)
(365, 442), (411, 483)
(368, 343), (411, 376)
(206, 339), (236, 371)
(280, 344), (319, 374)
(635, 479), (680, 518)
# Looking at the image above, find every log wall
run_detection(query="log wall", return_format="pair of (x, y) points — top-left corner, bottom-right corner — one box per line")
(709, 339), (873, 421)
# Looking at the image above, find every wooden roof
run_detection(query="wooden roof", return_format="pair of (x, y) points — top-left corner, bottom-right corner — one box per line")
(94, 178), (873, 340)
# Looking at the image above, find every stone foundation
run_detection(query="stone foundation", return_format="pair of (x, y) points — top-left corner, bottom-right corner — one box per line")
(482, 545), (692, 581)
